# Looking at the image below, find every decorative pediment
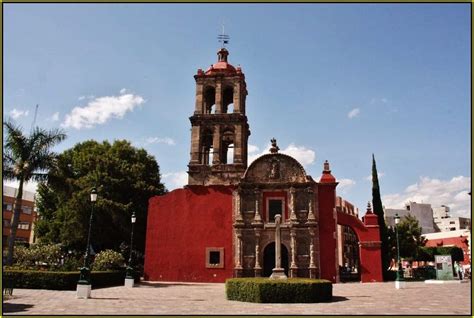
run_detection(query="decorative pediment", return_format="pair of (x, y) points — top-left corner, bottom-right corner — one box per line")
(242, 153), (309, 184)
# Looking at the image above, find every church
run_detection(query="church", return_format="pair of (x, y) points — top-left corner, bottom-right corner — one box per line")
(144, 45), (383, 283)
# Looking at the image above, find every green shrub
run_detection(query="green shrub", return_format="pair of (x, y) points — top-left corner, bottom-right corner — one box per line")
(226, 278), (332, 303)
(92, 249), (125, 271)
(412, 266), (436, 280)
(13, 243), (62, 269)
(3, 270), (125, 290)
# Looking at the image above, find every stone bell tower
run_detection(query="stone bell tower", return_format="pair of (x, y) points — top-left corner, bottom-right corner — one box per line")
(187, 46), (250, 186)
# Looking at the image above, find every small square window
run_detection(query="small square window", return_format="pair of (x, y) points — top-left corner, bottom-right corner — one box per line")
(209, 251), (220, 265)
(206, 247), (224, 269)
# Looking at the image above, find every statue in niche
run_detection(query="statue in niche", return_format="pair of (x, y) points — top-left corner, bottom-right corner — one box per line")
(269, 159), (280, 179)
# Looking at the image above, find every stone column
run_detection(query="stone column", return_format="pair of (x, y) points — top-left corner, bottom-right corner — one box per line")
(252, 188), (263, 224)
(234, 230), (243, 277)
(270, 214), (287, 279)
(234, 190), (243, 225)
(290, 230), (298, 278)
(254, 230), (262, 277)
(215, 81), (223, 113)
(189, 126), (201, 164)
(289, 187), (297, 222)
(234, 125), (243, 164)
(195, 82), (204, 114)
(212, 126), (221, 165)
(309, 229), (317, 279)
(233, 81), (241, 113)
(307, 187), (316, 224)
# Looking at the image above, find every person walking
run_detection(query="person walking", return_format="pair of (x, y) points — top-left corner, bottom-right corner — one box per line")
(455, 262), (463, 280)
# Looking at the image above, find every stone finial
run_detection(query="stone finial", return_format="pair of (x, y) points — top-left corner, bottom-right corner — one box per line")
(323, 160), (331, 172)
(270, 138), (280, 153)
(366, 202), (373, 214)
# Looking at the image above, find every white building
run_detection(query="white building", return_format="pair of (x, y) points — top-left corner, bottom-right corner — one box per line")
(385, 202), (435, 234)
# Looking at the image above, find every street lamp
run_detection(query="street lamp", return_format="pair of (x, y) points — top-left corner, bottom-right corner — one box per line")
(77, 187), (97, 298)
(394, 213), (405, 289)
(125, 212), (136, 287)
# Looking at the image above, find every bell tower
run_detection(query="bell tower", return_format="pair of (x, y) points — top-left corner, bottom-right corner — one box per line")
(187, 46), (250, 186)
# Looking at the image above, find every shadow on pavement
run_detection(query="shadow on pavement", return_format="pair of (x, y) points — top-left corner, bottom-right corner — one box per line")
(137, 281), (207, 288)
(91, 297), (120, 300)
(3, 303), (34, 313)
(330, 296), (349, 302)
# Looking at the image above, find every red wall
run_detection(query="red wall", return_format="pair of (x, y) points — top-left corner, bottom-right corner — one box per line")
(318, 183), (338, 282)
(337, 211), (383, 282)
(144, 185), (234, 282)
(425, 236), (471, 266)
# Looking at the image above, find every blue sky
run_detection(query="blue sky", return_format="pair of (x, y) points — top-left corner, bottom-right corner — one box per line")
(4, 4), (471, 217)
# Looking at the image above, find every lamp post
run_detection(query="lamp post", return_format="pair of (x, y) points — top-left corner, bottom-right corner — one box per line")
(125, 212), (136, 287)
(394, 213), (405, 289)
(77, 187), (97, 298)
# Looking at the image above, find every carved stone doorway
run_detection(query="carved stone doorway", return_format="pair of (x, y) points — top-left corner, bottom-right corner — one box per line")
(262, 242), (289, 277)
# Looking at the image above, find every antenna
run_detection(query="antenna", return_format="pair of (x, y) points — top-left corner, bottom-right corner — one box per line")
(217, 22), (230, 48)
(30, 104), (39, 133)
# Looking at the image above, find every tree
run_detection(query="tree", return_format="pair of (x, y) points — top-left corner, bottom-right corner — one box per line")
(371, 154), (390, 279)
(387, 214), (426, 263)
(35, 140), (166, 258)
(3, 121), (66, 265)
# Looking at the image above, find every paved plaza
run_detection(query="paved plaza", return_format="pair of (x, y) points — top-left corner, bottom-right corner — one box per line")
(2, 280), (472, 315)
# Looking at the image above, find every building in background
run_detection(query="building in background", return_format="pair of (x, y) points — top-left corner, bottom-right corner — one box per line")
(385, 202), (435, 234)
(423, 229), (471, 267)
(2, 185), (38, 249)
(433, 205), (471, 232)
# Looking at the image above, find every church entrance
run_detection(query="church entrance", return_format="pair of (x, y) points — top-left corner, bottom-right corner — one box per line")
(262, 242), (289, 277)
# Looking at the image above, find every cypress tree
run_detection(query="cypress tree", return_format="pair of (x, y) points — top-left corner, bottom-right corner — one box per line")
(372, 154), (390, 280)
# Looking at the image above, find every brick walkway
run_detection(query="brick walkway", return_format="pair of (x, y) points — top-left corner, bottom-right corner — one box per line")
(2, 281), (472, 315)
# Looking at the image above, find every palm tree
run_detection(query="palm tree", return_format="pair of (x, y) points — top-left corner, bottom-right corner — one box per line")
(3, 121), (66, 265)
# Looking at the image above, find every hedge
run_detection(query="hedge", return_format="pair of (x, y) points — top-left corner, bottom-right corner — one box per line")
(226, 278), (332, 303)
(3, 270), (126, 290)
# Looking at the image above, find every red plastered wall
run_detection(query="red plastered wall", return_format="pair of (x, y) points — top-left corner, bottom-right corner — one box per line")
(144, 185), (234, 282)
(318, 183), (338, 282)
(337, 211), (383, 282)
(425, 236), (471, 266)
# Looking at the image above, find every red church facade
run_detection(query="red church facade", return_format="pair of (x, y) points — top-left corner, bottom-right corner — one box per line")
(144, 46), (383, 284)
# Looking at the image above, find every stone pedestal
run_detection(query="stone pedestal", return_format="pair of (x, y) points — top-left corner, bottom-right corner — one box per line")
(124, 278), (135, 288)
(76, 284), (91, 299)
(395, 280), (405, 289)
(270, 268), (287, 280)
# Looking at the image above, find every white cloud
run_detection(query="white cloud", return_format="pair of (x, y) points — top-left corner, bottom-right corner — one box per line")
(248, 142), (316, 167)
(365, 172), (385, 181)
(281, 144), (316, 166)
(78, 95), (95, 101)
(370, 97), (389, 105)
(145, 137), (176, 146)
(382, 176), (471, 217)
(119, 88), (128, 94)
(347, 108), (360, 119)
(50, 112), (60, 122)
(248, 144), (259, 154)
(337, 178), (356, 193)
(63, 90), (144, 129)
(9, 108), (29, 119)
(162, 171), (188, 190)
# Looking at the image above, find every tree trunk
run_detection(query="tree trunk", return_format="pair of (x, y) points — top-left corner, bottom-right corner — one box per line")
(6, 179), (24, 266)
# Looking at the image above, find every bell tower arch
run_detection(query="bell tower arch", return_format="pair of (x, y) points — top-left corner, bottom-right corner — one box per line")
(188, 47), (250, 185)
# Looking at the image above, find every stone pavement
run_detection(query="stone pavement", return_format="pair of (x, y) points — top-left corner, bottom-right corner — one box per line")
(2, 280), (472, 315)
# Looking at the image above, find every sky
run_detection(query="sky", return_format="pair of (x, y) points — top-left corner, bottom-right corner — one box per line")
(3, 4), (471, 218)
